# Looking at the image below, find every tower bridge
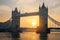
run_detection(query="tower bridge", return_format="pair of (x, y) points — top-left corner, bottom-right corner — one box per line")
(12, 3), (60, 33)
(0, 3), (60, 33)
(11, 3), (60, 40)
(0, 3), (60, 40)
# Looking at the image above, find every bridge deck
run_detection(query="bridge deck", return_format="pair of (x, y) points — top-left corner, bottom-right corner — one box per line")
(49, 28), (60, 29)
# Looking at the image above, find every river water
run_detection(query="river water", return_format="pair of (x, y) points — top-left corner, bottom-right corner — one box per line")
(0, 32), (60, 40)
(20, 32), (60, 40)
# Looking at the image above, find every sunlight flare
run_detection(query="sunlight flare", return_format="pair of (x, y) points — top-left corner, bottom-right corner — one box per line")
(32, 19), (37, 27)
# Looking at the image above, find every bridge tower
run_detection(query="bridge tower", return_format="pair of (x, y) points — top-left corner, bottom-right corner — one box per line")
(11, 8), (20, 39)
(38, 3), (48, 33)
(12, 8), (20, 31)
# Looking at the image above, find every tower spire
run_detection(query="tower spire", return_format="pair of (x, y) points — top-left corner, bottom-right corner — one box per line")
(14, 7), (18, 12)
(42, 3), (45, 8)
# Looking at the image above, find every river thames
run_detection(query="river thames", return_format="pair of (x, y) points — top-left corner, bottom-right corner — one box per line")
(0, 32), (60, 40)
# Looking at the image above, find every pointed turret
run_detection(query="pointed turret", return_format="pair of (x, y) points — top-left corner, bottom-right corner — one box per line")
(41, 3), (46, 8)
(38, 3), (48, 33)
(12, 7), (20, 29)
(14, 7), (18, 12)
(39, 3), (48, 14)
(39, 3), (47, 12)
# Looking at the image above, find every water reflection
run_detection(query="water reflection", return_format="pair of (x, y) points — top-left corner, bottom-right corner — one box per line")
(0, 32), (60, 40)
(48, 32), (60, 40)
(20, 32), (60, 40)
(40, 33), (48, 40)
(11, 32), (20, 40)
(20, 32), (40, 40)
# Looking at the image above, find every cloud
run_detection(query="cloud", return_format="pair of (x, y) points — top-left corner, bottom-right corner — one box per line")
(0, 0), (16, 8)
(15, 0), (39, 13)
(45, 0), (60, 8)
(0, 5), (12, 22)
(0, 0), (60, 22)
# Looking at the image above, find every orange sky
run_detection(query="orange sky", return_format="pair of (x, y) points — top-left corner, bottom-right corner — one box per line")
(20, 15), (39, 28)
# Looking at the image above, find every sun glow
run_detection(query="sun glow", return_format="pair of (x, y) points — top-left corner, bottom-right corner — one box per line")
(20, 16), (39, 28)
(32, 19), (37, 27)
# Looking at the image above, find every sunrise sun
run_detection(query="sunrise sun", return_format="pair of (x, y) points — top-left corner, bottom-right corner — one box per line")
(32, 20), (37, 27)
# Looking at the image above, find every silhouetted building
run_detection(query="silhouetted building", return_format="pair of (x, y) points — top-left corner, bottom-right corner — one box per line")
(38, 3), (48, 33)
(0, 3), (48, 33)
(0, 8), (20, 32)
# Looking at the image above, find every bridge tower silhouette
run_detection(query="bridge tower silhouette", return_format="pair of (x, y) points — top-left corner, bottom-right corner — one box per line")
(38, 3), (48, 33)
(12, 8), (20, 28)
(11, 8), (20, 40)
(38, 3), (48, 40)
